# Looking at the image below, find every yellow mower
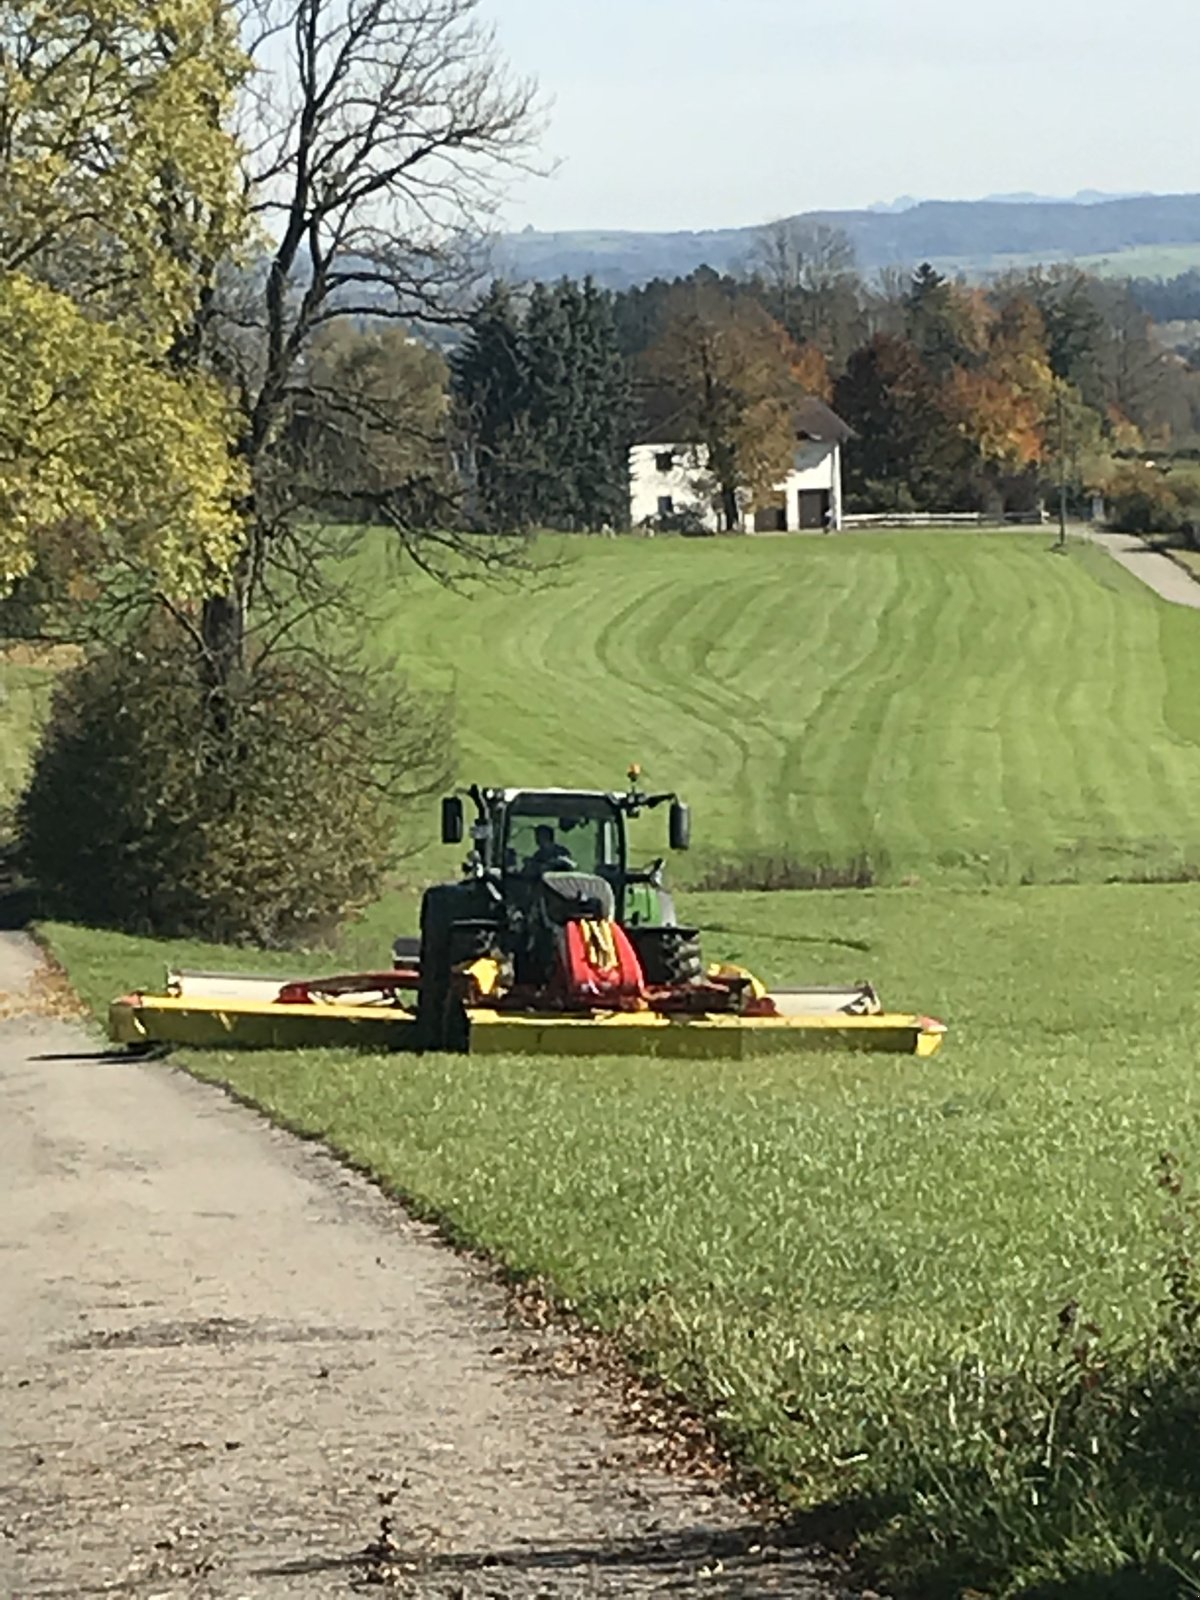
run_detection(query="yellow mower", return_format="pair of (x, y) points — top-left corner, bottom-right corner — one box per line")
(110, 773), (945, 1059)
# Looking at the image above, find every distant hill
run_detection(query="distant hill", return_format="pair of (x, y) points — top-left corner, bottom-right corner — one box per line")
(495, 193), (1200, 289)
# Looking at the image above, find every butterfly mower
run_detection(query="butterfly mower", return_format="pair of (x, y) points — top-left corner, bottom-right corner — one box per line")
(109, 772), (945, 1059)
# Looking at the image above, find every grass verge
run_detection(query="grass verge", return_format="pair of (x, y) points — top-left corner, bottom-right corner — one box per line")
(44, 881), (1200, 1596)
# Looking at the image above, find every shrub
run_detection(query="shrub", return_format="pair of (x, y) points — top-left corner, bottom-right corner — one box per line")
(1106, 464), (1197, 537)
(19, 620), (450, 945)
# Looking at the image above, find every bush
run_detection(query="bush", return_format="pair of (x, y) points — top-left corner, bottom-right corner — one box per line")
(1106, 464), (1199, 538)
(19, 620), (450, 945)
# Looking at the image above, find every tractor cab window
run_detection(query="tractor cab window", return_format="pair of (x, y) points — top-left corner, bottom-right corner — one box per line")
(504, 800), (622, 880)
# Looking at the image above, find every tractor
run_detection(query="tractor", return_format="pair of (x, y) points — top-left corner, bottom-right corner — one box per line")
(411, 769), (697, 1049)
(109, 770), (946, 1058)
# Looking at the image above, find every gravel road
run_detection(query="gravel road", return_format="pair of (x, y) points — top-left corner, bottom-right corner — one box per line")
(0, 931), (855, 1598)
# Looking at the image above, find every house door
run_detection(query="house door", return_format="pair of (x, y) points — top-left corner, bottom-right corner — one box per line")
(797, 490), (830, 529)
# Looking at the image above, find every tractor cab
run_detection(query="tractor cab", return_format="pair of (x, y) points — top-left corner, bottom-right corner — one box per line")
(439, 772), (691, 928)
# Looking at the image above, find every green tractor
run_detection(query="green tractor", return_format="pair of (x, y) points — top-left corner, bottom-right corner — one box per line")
(411, 770), (696, 1049)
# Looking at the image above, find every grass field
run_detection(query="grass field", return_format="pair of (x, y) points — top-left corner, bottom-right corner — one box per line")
(47, 880), (1200, 1597)
(939, 242), (1200, 282)
(348, 530), (1200, 892)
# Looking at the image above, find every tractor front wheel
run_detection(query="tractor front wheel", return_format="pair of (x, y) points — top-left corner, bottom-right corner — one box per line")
(627, 925), (703, 987)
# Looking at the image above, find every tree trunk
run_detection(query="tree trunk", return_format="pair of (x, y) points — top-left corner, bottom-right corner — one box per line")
(200, 589), (245, 736)
(201, 591), (244, 676)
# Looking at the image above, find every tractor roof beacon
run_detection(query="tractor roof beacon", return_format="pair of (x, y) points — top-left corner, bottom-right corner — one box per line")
(414, 769), (694, 1049)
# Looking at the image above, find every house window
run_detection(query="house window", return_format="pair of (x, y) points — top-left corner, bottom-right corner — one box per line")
(657, 496), (674, 517)
(655, 451), (675, 473)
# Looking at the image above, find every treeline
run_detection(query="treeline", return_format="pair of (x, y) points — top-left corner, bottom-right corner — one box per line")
(1129, 268), (1200, 326)
(608, 224), (1200, 516)
(300, 226), (1200, 531)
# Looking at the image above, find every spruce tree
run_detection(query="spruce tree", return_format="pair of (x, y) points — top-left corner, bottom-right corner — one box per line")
(572, 278), (635, 529)
(523, 280), (578, 526)
(455, 276), (635, 532)
(452, 281), (536, 529)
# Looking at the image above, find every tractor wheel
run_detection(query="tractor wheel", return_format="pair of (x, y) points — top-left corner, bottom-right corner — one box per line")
(416, 886), (459, 1050)
(627, 925), (703, 987)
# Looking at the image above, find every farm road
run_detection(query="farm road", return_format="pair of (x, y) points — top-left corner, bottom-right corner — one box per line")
(1084, 529), (1200, 608)
(0, 932), (852, 1599)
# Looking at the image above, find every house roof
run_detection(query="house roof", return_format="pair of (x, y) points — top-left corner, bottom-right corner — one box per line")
(632, 394), (853, 448)
(793, 396), (854, 445)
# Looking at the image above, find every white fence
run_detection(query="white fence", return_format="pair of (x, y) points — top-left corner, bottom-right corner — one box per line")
(842, 510), (1049, 530)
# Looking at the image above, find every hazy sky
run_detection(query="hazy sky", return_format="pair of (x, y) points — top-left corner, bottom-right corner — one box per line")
(483, 0), (1200, 232)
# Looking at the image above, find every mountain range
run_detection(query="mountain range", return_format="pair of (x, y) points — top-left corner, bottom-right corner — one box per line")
(494, 192), (1200, 289)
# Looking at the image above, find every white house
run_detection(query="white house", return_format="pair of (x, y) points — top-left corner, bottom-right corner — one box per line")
(629, 397), (851, 533)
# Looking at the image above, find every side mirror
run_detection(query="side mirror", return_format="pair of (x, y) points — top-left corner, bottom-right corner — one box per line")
(669, 800), (691, 852)
(441, 795), (464, 845)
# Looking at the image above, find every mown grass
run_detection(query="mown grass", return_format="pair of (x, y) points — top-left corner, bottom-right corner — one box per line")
(351, 530), (1200, 890)
(45, 881), (1200, 1596)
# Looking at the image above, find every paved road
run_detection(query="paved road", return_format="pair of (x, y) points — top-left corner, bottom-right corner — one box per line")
(0, 932), (850, 1598)
(1083, 530), (1200, 609)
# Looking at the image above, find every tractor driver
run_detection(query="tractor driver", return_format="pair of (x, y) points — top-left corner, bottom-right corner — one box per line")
(523, 823), (576, 875)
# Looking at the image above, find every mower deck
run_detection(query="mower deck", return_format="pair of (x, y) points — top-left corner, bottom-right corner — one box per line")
(109, 969), (944, 1059)
(464, 1008), (946, 1059)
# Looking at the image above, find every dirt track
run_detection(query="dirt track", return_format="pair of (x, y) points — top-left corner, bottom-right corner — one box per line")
(0, 932), (852, 1598)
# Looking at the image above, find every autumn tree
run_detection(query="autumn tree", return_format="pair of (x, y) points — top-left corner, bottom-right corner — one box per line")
(937, 292), (1053, 508)
(13, 0), (538, 941)
(789, 342), (834, 404)
(640, 286), (801, 529)
(0, 1), (250, 611)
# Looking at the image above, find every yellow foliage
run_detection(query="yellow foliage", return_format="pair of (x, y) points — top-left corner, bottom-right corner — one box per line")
(0, 1), (249, 345)
(945, 367), (1045, 470)
(0, 275), (246, 596)
(0, 2), (250, 598)
(790, 342), (833, 403)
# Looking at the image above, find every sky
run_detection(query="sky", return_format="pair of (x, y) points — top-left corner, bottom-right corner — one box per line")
(482, 0), (1200, 233)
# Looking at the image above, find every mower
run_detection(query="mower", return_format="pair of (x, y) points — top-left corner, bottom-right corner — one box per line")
(109, 769), (945, 1058)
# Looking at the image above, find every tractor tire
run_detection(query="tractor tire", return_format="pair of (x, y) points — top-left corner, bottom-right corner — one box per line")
(415, 886), (458, 1050)
(627, 925), (703, 987)
(417, 885), (496, 1051)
